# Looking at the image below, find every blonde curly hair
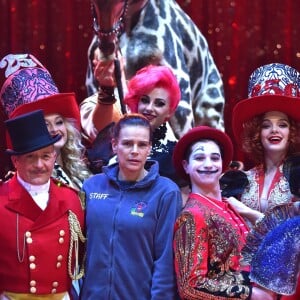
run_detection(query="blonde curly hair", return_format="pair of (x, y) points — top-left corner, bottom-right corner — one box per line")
(60, 118), (91, 185)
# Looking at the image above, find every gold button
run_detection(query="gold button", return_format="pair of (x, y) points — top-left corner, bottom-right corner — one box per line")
(30, 287), (37, 294)
(29, 255), (35, 262)
(30, 263), (36, 270)
(30, 280), (36, 287)
(26, 237), (33, 244)
(52, 281), (59, 287)
(59, 230), (65, 236)
(58, 237), (64, 244)
(57, 255), (63, 261)
(51, 288), (57, 294)
(56, 262), (61, 268)
(25, 231), (31, 237)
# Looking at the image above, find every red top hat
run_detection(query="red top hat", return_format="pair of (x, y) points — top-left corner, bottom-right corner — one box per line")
(232, 63), (300, 144)
(0, 54), (80, 128)
(173, 126), (233, 181)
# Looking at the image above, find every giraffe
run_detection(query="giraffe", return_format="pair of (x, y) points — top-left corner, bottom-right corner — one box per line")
(86, 0), (225, 138)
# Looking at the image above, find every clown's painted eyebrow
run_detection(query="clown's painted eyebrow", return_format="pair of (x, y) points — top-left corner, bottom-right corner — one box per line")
(194, 145), (204, 151)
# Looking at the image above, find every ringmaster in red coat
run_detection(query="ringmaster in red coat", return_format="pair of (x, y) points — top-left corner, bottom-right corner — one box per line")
(0, 110), (85, 299)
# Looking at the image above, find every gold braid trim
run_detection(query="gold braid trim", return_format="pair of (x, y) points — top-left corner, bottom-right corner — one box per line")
(3, 291), (67, 300)
(68, 210), (86, 280)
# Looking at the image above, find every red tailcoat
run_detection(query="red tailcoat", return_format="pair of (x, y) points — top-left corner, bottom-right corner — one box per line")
(0, 175), (84, 295)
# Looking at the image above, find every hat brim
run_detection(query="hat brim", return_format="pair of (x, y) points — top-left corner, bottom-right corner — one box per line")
(9, 93), (80, 128)
(232, 95), (300, 143)
(6, 134), (61, 155)
(173, 126), (233, 181)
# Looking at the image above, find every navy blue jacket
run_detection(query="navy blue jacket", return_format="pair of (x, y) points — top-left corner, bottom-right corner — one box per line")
(81, 160), (182, 299)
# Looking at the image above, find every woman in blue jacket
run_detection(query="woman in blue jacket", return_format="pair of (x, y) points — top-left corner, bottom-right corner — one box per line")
(80, 113), (182, 299)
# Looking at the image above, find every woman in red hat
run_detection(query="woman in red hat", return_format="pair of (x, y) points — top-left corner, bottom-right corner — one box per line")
(0, 53), (91, 191)
(172, 126), (275, 299)
(226, 63), (300, 225)
(227, 63), (300, 300)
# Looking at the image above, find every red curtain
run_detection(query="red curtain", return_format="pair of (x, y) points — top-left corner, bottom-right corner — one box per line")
(1, 0), (300, 175)
(0, 0), (92, 101)
(178, 0), (299, 138)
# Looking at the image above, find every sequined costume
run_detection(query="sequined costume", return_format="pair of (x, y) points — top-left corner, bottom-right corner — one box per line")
(241, 164), (292, 213)
(242, 202), (300, 300)
(174, 193), (251, 299)
(250, 216), (300, 295)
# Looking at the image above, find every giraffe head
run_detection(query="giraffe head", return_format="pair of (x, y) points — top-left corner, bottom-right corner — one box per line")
(91, 0), (149, 58)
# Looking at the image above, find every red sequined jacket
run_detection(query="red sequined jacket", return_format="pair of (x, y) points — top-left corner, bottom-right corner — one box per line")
(174, 193), (251, 299)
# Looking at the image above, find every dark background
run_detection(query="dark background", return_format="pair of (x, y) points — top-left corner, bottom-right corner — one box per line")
(1, 0), (300, 176)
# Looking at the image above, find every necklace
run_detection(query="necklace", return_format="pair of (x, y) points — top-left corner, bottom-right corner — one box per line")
(16, 213), (26, 263)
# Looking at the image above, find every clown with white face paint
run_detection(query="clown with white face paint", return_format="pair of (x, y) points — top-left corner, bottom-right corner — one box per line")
(182, 140), (223, 194)
(172, 126), (276, 300)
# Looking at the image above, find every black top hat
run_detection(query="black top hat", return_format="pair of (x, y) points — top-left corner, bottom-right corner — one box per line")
(5, 109), (61, 155)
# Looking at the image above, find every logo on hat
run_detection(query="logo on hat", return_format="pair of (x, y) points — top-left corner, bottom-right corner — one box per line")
(248, 63), (300, 97)
(0, 54), (59, 117)
(0, 53), (80, 128)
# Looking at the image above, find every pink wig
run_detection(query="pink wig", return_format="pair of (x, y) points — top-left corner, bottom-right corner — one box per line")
(124, 65), (181, 115)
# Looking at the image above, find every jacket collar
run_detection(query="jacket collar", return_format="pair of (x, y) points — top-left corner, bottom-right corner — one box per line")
(103, 160), (159, 189)
(4, 175), (70, 230)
